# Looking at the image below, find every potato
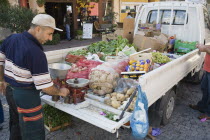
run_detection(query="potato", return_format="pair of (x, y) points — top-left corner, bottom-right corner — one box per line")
(90, 83), (97, 89)
(101, 87), (113, 94)
(123, 88), (128, 94)
(111, 100), (121, 109)
(95, 83), (113, 89)
(100, 74), (107, 83)
(113, 81), (117, 87)
(111, 96), (117, 101)
(105, 94), (111, 98)
(106, 74), (114, 83)
(104, 98), (112, 106)
(129, 102), (135, 111)
(125, 94), (129, 98)
(116, 93), (125, 101)
(111, 92), (117, 97)
(98, 90), (106, 95)
(126, 87), (136, 95)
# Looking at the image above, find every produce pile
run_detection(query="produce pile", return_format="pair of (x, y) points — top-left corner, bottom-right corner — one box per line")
(125, 59), (151, 72)
(152, 52), (171, 64)
(65, 54), (86, 63)
(104, 79), (138, 111)
(87, 36), (135, 59)
(68, 49), (88, 56)
(89, 59), (128, 95)
(66, 59), (102, 79)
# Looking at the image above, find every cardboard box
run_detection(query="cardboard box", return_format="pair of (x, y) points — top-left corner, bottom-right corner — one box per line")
(102, 29), (124, 41)
(123, 18), (135, 43)
(133, 34), (168, 52)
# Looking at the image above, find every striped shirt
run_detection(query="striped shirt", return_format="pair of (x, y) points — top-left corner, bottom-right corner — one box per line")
(0, 31), (53, 90)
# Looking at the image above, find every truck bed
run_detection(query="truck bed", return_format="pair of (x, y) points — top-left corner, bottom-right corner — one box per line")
(43, 47), (202, 133)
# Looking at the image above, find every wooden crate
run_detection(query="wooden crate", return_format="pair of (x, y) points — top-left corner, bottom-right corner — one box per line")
(44, 122), (71, 132)
(129, 53), (152, 61)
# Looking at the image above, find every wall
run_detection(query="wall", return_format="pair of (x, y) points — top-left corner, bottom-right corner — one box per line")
(119, 0), (148, 22)
(8, 0), (19, 5)
(29, 1), (45, 13)
(113, 0), (121, 23)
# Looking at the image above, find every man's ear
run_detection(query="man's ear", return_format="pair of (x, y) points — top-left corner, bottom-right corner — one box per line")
(35, 26), (41, 33)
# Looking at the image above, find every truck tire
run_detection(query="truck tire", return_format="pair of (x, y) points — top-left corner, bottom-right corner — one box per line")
(148, 88), (176, 127)
(161, 89), (176, 125)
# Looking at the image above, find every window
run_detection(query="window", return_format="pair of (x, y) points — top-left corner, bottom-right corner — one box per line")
(148, 10), (158, 23)
(147, 10), (187, 25)
(173, 10), (186, 25)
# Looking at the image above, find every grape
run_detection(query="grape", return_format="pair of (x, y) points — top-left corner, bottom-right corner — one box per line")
(152, 52), (171, 64)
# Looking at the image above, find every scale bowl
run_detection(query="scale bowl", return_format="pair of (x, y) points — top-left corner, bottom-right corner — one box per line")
(48, 63), (71, 79)
(66, 78), (89, 88)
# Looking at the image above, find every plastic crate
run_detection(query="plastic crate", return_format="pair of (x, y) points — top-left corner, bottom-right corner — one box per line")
(174, 40), (196, 53)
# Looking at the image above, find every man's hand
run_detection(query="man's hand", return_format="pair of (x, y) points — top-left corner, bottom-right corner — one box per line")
(42, 86), (70, 97)
(0, 81), (7, 96)
(59, 88), (70, 97)
(196, 44), (207, 52)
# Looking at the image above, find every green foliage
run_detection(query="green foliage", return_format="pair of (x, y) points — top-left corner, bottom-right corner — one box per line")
(0, 0), (9, 6)
(87, 36), (135, 55)
(68, 48), (88, 56)
(0, 5), (36, 33)
(43, 104), (71, 128)
(36, 0), (45, 5)
(76, 30), (83, 35)
(44, 33), (61, 45)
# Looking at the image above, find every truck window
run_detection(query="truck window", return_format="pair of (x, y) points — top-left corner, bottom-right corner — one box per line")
(173, 10), (186, 25)
(161, 10), (171, 24)
(147, 10), (158, 23)
(147, 10), (187, 25)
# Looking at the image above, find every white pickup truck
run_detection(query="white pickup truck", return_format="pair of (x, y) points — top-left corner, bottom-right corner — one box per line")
(41, 1), (209, 135)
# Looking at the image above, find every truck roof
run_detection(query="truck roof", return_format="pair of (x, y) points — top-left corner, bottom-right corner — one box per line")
(143, 1), (205, 8)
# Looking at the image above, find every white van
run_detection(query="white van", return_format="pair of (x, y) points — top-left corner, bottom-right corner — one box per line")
(42, 1), (209, 135)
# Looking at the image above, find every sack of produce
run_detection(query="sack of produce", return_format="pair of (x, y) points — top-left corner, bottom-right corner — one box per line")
(66, 59), (102, 79)
(89, 59), (129, 95)
(104, 78), (139, 110)
(89, 66), (119, 96)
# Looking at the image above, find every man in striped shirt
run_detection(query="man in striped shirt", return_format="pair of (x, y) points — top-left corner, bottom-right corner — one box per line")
(0, 14), (70, 140)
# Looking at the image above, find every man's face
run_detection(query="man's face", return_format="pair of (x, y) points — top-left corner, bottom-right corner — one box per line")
(35, 26), (54, 44)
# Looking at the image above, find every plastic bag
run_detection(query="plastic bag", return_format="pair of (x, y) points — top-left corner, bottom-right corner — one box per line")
(130, 85), (149, 139)
(66, 59), (102, 79)
(102, 58), (129, 74)
(89, 65), (119, 95)
(114, 78), (138, 94)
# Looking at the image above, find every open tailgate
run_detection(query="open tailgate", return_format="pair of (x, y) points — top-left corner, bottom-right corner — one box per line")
(41, 95), (132, 133)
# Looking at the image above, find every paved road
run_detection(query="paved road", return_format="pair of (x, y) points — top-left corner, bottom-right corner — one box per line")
(1, 81), (210, 140)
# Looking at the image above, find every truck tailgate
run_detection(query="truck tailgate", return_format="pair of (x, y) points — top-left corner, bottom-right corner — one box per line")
(41, 95), (132, 133)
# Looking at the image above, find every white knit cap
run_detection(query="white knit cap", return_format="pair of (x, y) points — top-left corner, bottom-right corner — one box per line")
(32, 14), (63, 31)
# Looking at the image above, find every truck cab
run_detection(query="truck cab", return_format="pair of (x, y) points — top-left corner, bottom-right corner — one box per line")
(134, 1), (209, 79)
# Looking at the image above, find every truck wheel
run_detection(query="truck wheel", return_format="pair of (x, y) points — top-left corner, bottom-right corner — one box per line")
(161, 90), (176, 125)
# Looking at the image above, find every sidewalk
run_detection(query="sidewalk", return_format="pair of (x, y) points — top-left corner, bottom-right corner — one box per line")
(43, 37), (101, 52)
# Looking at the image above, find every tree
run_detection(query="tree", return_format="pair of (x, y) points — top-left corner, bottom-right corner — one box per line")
(0, 3), (36, 33)
(0, 0), (9, 6)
